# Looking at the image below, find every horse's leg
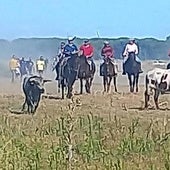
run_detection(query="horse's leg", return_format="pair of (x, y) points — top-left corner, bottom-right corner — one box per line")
(89, 76), (94, 87)
(135, 74), (139, 93)
(113, 76), (118, 92)
(154, 89), (160, 109)
(66, 77), (75, 99)
(132, 74), (135, 93)
(103, 76), (106, 92)
(107, 76), (112, 93)
(144, 90), (150, 109)
(128, 74), (133, 92)
(89, 77), (93, 90)
(67, 86), (73, 99)
(85, 78), (90, 93)
(58, 80), (61, 93)
(61, 79), (65, 99)
(80, 78), (83, 94)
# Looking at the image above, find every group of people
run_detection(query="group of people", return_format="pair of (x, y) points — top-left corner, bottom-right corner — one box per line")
(53, 37), (143, 80)
(9, 55), (47, 79)
(9, 55), (34, 77)
(9, 37), (143, 81)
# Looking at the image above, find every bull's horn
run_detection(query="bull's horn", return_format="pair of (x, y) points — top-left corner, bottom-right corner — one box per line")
(28, 75), (41, 82)
(43, 79), (52, 83)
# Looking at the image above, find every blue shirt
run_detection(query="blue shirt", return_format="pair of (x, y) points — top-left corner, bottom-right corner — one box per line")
(63, 44), (78, 57)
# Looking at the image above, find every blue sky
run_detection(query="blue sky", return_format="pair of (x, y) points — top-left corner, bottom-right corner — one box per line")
(0, 0), (170, 40)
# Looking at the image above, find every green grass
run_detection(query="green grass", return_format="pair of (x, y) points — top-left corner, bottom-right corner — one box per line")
(0, 92), (170, 169)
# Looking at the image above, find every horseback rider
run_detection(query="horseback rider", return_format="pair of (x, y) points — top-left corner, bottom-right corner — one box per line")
(79, 39), (94, 70)
(54, 41), (65, 80)
(122, 38), (143, 75)
(62, 36), (79, 79)
(100, 41), (118, 76)
(63, 36), (78, 57)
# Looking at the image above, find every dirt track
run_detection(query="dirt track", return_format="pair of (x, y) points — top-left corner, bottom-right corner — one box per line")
(0, 60), (148, 95)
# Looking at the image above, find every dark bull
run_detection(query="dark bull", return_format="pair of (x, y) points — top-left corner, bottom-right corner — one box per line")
(22, 75), (51, 114)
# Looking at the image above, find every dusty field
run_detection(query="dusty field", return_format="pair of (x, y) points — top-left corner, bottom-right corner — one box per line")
(0, 60), (170, 169)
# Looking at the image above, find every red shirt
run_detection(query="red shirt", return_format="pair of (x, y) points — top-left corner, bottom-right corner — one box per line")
(101, 45), (114, 58)
(80, 44), (94, 58)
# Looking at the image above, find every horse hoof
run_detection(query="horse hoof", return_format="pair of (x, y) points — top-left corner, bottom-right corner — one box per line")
(130, 88), (134, 93)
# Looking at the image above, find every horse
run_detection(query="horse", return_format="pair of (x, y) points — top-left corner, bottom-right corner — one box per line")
(124, 52), (141, 93)
(78, 55), (96, 94)
(53, 61), (63, 93)
(100, 58), (118, 93)
(60, 54), (79, 99)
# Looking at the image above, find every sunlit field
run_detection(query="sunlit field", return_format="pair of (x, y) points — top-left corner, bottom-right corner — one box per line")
(0, 60), (170, 169)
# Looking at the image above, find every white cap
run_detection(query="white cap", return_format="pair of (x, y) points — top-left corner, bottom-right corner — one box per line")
(129, 38), (135, 42)
(104, 41), (109, 44)
(68, 36), (76, 41)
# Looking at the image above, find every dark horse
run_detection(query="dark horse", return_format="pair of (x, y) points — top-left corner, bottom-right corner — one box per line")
(100, 58), (118, 93)
(124, 52), (141, 93)
(78, 56), (96, 94)
(60, 54), (79, 99)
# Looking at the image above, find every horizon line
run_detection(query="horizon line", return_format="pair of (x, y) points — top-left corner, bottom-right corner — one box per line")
(0, 35), (169, 42)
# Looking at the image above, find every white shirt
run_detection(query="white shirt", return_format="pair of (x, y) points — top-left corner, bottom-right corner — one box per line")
(123, 43), (139, 56)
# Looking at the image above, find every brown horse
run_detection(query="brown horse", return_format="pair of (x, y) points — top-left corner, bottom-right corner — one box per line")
(78, 55), (96, 94)
(100, 58), (118, 93)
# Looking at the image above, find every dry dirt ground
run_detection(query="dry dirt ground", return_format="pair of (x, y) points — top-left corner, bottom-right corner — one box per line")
(0, 60), (170, 120)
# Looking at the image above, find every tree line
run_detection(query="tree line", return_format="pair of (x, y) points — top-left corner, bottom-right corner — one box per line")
(0, 36), (170, 61)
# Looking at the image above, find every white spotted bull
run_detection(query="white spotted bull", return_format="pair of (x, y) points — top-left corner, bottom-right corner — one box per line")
(144, 68), (170, 109)
(22, 75), (51, 114)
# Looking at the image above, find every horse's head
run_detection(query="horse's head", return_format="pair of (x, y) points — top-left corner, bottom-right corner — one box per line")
(104, 57), (110, 65)
(128, 52), (136, 61)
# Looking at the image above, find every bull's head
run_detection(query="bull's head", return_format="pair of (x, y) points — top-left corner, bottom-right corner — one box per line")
(28, 76), (52, 93)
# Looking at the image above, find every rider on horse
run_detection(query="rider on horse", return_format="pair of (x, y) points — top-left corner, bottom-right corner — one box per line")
(122, 38), (143, 75)
(55, 41), (65, 80)
(100, 41), (117, 76)
(79, 39), (94, 70)
(61, 36), (79, 78)
(63, 36), (78, 57)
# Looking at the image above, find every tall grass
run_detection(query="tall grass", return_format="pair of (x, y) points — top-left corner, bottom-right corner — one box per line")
(0, 109), (170, 170)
